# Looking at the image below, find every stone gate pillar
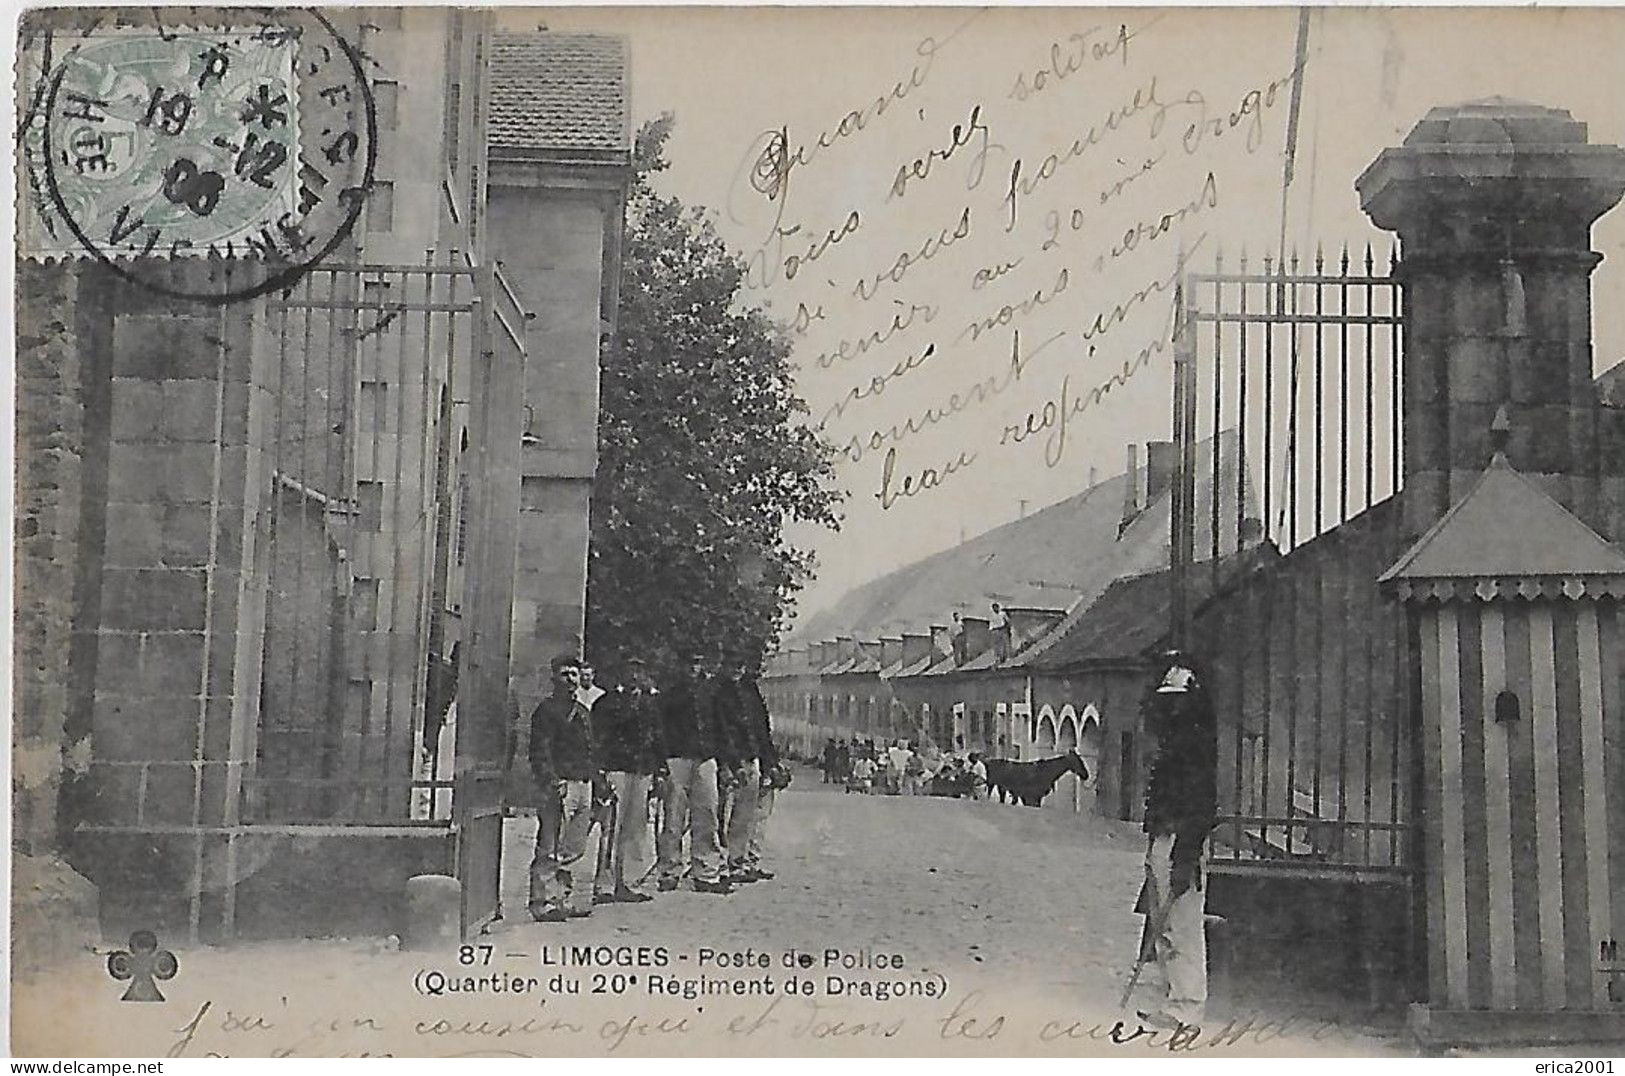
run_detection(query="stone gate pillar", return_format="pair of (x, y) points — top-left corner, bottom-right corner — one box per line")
(1357, 99), (1625, 542)
(72, 264), (274, 945)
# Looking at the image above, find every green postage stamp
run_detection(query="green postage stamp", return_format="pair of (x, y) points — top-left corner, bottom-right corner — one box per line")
(19, 25), (301, 261)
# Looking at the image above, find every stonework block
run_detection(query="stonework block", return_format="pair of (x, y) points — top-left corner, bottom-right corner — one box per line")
(1600, 409), (1625, 476)
(92, 694), (200, 762)
(162, 504), (214, 566)
(109, 380), (164, 441)
(531, 600), (585, 654)
(93, 632), (145, 687)
(1446, 401), (1498, 472)
(161, 379), (222, 442)
(113, 315), (223, 380)
(1518, 404), (1580, 472)
(1404, 341), (1448, 405)
(83, 763), (143, 826)
(1509, 341), (1572, 405)
(1446, 276), (1504, 336)
(1443, 339), (1507, 404)
(1566, 408), (1598, 464)
(141, 763), (198, 826)
(142, 633), (208, 693)
(100, 567), (208, 631)
(1524, 269), (1593, 344)
(107, 444), (217, 505)
(103, 503), (164, 567)
(104, 447), (163, 505)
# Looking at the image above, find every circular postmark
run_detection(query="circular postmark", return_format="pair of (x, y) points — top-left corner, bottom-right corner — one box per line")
(25, 8), (377, 302)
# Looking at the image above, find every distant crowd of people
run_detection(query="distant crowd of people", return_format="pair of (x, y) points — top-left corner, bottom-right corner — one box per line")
(818, 737), (989, 799)
(517, 652), (789, 922)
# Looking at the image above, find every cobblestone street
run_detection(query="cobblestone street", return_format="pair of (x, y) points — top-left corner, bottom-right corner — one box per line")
(497, 768), (1148, 1004)
(13, 768), (1415, 1057)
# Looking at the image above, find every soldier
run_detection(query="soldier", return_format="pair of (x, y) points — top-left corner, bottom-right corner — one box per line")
(528, 655), (598, 923)
(1130, 650), (1218, 1027)
(655, 654), (732, 894)
(591, 656), (663, 904)
(719, 660), (778, 884)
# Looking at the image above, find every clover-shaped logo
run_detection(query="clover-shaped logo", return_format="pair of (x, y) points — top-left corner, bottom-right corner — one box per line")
(107, 929), (178, 1002)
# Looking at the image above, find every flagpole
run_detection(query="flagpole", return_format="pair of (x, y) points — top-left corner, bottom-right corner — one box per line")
(1276, 7), (1313, 544)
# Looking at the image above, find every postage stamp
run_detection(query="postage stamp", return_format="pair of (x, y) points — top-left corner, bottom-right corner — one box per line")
(17, 8), (375, 301)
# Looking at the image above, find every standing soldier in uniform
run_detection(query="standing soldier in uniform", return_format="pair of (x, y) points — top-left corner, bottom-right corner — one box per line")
(528, 655), (599, 923)
(721, 658), (778, 884)
(655, 653), (732, 894)
(591, 656), (663, 904)
(1129, 649), (1218, 1027)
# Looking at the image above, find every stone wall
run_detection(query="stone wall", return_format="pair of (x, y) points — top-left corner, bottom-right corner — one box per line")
(486, 169), (624, 713)
(14, 263), (84, 855)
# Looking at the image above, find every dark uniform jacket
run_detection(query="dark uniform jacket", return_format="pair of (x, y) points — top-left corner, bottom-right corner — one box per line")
(1139, 683), (1218, 903)
(593, 686), (665, 775)
(713, 678), (752, 769)
(660, 674), (718, 761)
(529, 691), (597, 783)
(737, 677), (779, 770)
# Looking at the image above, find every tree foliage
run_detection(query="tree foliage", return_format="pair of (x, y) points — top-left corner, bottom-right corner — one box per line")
(586, 114), (841, 679)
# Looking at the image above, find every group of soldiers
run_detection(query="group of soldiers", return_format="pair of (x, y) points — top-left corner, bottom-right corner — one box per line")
(518, 652), (788, 922)
(512, 643), (1215, 1028)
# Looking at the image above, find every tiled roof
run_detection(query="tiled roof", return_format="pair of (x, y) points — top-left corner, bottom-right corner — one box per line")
(487, 33), (630, 155)
(1028, 568), (1178, 669)
(1022, 550), (1252, 671)
(789, 432), (1250, 647)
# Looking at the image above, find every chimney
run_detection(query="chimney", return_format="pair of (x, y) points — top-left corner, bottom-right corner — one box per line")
(902, 632), (932, 668)
(835, 636), (858, 665)
(880, 636), (904, 668)
(817, 640), (838, 670)
(960, 616), (992, 661)
(858, 639), (885, 669)
(1089, 465), (1099, 487)
(1120, 443), (1140, 533)
(1146, 440), (1176, 504)
(929, 624), (953, 663)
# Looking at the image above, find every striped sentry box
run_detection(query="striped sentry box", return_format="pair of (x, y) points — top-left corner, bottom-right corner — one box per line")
(1383, 454), (1625, 1017)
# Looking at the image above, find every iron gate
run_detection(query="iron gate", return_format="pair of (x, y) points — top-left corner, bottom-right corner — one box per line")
(1172, 245), (1416, 877)
(250, 255), (527, 936)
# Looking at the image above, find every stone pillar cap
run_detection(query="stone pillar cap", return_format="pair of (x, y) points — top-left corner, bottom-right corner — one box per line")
(1358, 98), (1625, 230)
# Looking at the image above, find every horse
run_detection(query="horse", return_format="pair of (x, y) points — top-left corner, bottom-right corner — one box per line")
(985, 749), (1091, 807)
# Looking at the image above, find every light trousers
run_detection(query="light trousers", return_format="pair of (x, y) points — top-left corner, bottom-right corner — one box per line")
(530, 779), (594, 911)
(723, 760), (761, 869)
(747, 787), (775, 867)
(1143, 833), (1208, 1023)
(655, 757), (724, 884)
(594, 771), (652, 895)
